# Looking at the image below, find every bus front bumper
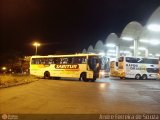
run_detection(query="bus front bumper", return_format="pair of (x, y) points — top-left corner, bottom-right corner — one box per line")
(118, 72), (125, 78)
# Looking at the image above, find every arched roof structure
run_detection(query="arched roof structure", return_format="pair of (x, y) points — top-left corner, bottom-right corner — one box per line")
(87, 45), (94, 53)
(94, 40), (104, 53)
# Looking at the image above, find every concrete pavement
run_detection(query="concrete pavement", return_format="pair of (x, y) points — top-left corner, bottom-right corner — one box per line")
(0, 78), (160, 114)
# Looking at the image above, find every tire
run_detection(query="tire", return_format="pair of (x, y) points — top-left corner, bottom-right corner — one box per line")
(44, 71), (50, 79)
(135, 74), (141, 80)
(79, 73), (89, 82)
(90, 75), (96, 82)
(90, 78), (96, 82)
(55, 77), (61, 80)
(120, 77), (125, 79)
(142, 74), (147, 80)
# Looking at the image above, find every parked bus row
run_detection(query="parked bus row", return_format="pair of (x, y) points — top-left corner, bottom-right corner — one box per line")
(30, 54), (160, 81)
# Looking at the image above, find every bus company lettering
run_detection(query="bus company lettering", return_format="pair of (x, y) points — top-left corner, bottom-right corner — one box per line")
(55, 64), (79, 69)
(126, 64), (146, 70)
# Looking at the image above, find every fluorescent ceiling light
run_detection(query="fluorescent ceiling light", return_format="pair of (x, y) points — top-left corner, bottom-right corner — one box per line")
(107, 53), (116, 56)
(99, 52), (105, 56)
(106, 43), (115, 48)
(138, 47), (147, 50)
(108, 49), (115, 53)
(130, 46), (147, 50)
(151, 39), (160, 45)
(120, 51), (131, 54)
(147, 24), (160, 32)
(121, 37), (134, 41)
(139, 39), (149, 43)
(155, 54), (160, 56)
(139, 39), (160, 45)
(129, 46), (134, 49)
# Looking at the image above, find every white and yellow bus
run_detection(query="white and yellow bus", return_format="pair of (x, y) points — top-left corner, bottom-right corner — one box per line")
(30, 54), (102, 82)
(118, 56), (159, 80)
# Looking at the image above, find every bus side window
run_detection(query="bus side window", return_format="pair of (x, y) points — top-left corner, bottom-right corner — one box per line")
(48, 58), (54, 64)
(54, 58), (60, 64)
(36, 58), (41, 64)
(40, 58), (44, 64)
(44, 58), (49, 64)
(68, 57), (72, 64)
(77, 57), (82, 64)
(72, 57), (81, 64)
(82, 57), (87, 64)
(31, 58), (36, 64)
(137, 58), (143, 63)
(72, 57), (86, 64)
(145, 59), (158, 64)
(61, 58), (68, 64)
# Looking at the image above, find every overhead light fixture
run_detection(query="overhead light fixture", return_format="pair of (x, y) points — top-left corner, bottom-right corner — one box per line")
(121, 37), (134, 41)
(130, 46), (147, 51)
(138, 47), (147, 50)
(139, 39), (160, 45)
(106, 43), (115, 48)
(139, 39), (149, 43)
(150, 39), (160, 45)
(155, 54), (160, 56)
(107, 53), (116, 56)
(147, 24), (160, 32)
(138, 52), (141, 55)
(129, 46), (134, 49)
(107, 49), (115, 53)
(99, 52), (105, 56)
(120, 50), (131, 54)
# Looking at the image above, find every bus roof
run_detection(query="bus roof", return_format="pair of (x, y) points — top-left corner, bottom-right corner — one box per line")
(120, 56), (158, 60)
(31, 53), (99, 58)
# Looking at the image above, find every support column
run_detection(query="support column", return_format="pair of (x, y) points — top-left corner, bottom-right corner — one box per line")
(145, 49), (148, 57)
(115, 46), (119, 60)
(134, 39), (138, 57)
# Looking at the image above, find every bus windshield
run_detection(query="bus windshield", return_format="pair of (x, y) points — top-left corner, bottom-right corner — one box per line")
(88, 56), (101, 71)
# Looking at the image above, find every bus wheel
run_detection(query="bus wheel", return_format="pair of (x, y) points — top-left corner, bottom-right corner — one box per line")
(90, 75), (96, 82)
(135, 74), (141, 80)
(120, 77), (125, 79)
(55, 77), (61, 80)
(91, 79), (96, 82)
(44, 71), (50, 79)
(80, 73), (89, 82)
(142, 74), (147, 80)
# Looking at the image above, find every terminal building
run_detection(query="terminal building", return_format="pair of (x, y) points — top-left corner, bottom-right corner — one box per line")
(82, 6), (160, 60)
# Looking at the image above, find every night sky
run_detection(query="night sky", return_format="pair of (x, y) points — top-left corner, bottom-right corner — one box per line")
(1, 0), (160, 56)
